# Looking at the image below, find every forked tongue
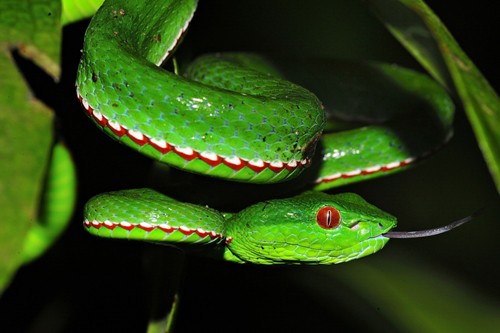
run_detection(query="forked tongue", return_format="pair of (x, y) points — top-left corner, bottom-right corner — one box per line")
(383, 211), (479, 239)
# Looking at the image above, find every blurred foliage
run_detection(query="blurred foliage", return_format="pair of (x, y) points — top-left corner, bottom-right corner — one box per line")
(0, 0), (59, 291)
(369, 0), (500, 194)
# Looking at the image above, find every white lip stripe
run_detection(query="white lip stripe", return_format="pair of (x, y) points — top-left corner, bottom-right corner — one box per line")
(249, 159), (264, 167)
(103, 221), (115, 227)
(364, 165), (381, 173)
(150, 138), (167, 148)
(128, 129), (144, 141)
(93, 110), (103, 121)
(200, 151), (218, 161)
(159, 224), (172, 231)
(385, 161), (401, 169)
(321, 172), (341, 182)
(270, 160), (283, 168)
(345, 169), (361, 177)
(404, 157), (416, 164)
(316, 155), (421, 184)
(174, 146), (194, 156)
(179, 226), (191, 233)
(157, 10), (196, 66)
(82, 98), (89, 110)
(108, 119), (121, 131)
(196, 228), (206, 234)
(224, 156), (242, 165)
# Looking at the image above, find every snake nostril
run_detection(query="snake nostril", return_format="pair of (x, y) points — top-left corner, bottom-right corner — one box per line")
(349, 222), (360, 231)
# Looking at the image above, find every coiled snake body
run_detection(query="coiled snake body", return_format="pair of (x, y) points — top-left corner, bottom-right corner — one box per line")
(78, 0), (455, 264)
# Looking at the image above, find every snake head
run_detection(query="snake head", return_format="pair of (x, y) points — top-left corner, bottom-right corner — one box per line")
(224, 191), (396, 264)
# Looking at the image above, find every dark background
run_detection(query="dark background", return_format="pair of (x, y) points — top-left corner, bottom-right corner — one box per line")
(1, 1), (498, 332)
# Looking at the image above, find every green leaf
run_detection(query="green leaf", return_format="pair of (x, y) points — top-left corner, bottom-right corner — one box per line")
(368, 0), (500, 193)
(0, 0), (61, 290)
(0, 0), (62, 79)
(61, 0), (104, 25)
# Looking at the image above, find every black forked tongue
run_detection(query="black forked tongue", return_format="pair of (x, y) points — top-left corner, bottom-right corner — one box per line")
(383, 211), (479, 239)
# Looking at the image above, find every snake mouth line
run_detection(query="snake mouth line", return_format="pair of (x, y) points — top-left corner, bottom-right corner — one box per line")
(76, 86), (311, 174)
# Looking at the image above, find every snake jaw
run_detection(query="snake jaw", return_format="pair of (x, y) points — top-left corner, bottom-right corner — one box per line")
(240, 234), (390, 265)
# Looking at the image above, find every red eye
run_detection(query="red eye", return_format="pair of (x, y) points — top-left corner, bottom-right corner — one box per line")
(316, 206), (341, 229)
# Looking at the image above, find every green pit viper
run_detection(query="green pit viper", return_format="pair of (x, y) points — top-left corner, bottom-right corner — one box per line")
(77, 0), (465, 264)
